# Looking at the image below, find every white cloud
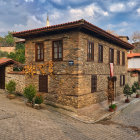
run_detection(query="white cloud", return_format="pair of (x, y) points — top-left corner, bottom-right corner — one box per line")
(69, 3), (108, 21)
(127, 1), (137, 7)
(137, 8), (140, 15)
(24, 0), (34, 2)
(110, 3), (125, 12)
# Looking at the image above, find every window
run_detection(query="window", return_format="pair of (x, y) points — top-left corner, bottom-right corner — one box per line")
(120, 75), (125, 86)
(109, 48), (114, 63)
(35, 43), (44, 62)
(98, 45), (103, 63)
(117, 50), (120, 65)
(91, 75), (97, 93)
(87, 41), (94, 61)
(122, 52), (125, 65)
(52, 40), (63, 61)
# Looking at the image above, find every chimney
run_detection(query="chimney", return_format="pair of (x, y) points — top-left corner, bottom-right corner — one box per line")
(46, 15), (49, 27)
(118, 36), (129, 42)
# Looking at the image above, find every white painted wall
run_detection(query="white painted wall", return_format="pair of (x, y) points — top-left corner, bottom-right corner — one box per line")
(128, 58), (140, 68)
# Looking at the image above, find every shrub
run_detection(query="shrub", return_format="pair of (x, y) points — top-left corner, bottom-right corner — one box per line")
(6, 80), (16, 94)
(123, 84), (132, 100)
(35, 94), (43, 104)
(109, 104), (117, 109)
(133, 82), (140, 90)
(23, 85), (36, 103)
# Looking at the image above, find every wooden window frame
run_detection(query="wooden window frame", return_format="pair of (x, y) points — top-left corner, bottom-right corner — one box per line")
(35, 42), (44, 62)
(122, 52), (125, 65)
(91, 75), (97, 93)
(109, 48), (114, 64)
(52, 40), (63, 61)
(87, 41), (94, 61)
(117, 50), (120, 65)
(98, 44), (103, 63)
(120, 75), (125, 86)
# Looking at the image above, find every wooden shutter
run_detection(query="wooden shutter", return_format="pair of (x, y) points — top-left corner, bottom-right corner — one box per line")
(39, 75), (48, 93)
(123, 75), (125, 85)
(120, 75), (122, 86)
(91, 75), (97, 93)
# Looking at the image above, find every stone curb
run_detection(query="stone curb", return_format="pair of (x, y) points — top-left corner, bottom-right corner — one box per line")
(50, 98), (140, 124)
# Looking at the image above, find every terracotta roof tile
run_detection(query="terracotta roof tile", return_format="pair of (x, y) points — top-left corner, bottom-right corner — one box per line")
(12, 19), (135, 50)
(127, 53), (140, 58)
(0, 58), (19, 66)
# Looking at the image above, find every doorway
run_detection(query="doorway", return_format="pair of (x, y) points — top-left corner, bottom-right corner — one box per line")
(0, 67), (5, 89)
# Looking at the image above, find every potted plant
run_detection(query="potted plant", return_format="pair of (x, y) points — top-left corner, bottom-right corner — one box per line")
(109, 104), (117, 112)
(6, 80), (16, 99)
(133, 82), (140, 98)
(123, 84), (132, 103)
(34, 93), (44, 109)
(23, 85), (36, 107)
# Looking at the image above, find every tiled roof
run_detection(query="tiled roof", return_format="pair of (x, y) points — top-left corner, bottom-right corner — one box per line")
(127, 53), (140, 58)
(0, 58), (19, 66)
(128, 68), (140, 72)
(12, 19), (135, 50)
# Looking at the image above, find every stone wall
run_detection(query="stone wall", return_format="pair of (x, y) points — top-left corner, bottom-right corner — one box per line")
(127, 72), (139, 86)
(5, 66), (25, 93)
(77, 32), (128, 108)
(0, 47), (15, 53)
(24, 30), (129, 109)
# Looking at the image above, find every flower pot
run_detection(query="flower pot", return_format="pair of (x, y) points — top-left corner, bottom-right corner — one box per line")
(125, 99), (130, 103)
(7, 94), (16, 99)
(34, 104), (41, 110)
(109, 108), (114, 112)
(136, 94), (139, 98)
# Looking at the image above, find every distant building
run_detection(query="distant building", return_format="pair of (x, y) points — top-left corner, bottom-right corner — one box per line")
(127, 52), (140, 85)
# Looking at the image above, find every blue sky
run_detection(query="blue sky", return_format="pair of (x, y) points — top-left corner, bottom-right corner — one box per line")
(0, 0), (140, 38)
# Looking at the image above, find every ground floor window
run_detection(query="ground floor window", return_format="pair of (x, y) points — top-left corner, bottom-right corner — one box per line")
(120, 75), (125, 86)
(39, 75), (48, 93)
(91, 75), (97, 93)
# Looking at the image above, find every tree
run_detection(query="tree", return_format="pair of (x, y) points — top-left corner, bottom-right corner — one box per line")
(131, 31), (140, 43)
(0, 32), (15, 46)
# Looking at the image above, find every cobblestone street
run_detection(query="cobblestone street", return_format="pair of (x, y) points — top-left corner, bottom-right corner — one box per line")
(0, 93), (140, 140)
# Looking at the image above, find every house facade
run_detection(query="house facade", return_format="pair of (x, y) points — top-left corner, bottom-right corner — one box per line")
(127, 53), (140, 86)
(13, 19), (134, 109)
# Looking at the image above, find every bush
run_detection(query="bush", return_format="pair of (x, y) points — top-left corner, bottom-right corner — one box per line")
(35, 94), (43, 104)
(24, 85), (36, 103)
(133, 82), (140, 90)
(109, 104), (117, 109)
(123, 84), (132, 99)
(6, 80), (16, 94)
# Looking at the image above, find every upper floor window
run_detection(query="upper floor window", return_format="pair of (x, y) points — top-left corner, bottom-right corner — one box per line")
(35, 43), (44, 62)
(87, 41), (94, 61)
(117, 50), (120, 65)
(122, 52), (125, 65)
(98, 44), (103, 63)
(109, 48), (114, 63)
(52, 40), (63, 61)
(91, 75), (97, 93)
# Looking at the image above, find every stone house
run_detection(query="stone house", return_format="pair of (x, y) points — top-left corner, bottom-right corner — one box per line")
(12, 19), (134, 109)
(127, 52), (140, 86)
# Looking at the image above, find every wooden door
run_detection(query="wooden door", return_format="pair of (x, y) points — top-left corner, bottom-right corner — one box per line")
(39, 75), (48, 93)
(0, 67), (5, 89)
